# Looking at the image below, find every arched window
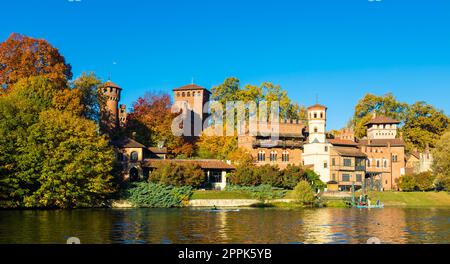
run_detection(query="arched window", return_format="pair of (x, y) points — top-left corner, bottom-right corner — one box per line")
(187, 92), (191, 97)
(282, 151), (289, 162)
(182, 92), (185, 97)
(258, 151), (266, 162)
(314, 113), (317, 118)
(320, 112), (323, 119)
(130, 151), (139, 162)
(376, 160), (380, 168)
(270, 151), (277, 162)
(384, 160), (388, 168)
(314, 127), (318, 133)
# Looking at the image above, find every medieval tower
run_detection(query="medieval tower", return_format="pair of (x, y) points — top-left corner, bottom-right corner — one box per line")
(302, 104), (331, 183)
(101, 80), (127, 133)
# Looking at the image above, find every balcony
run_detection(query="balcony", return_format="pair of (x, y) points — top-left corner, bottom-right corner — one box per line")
(253, 139), (303, 148)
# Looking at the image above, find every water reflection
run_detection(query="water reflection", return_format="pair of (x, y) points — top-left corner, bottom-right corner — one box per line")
(0, 208), (449, 244)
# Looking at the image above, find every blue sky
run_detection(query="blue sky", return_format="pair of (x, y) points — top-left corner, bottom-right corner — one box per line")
(1, 0), (450, 129)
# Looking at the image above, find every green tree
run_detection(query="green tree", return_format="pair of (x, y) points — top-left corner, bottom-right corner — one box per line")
(352, 93), (407, 138)
(71, 72), (104, 121)
(292, 180), (316, 205)
(432, 131), (450, 191)
(20, 110), (115, 208)
(402, 102), (449, 152)
(397, 174), (417, 192)
(149, 162), (205, 188)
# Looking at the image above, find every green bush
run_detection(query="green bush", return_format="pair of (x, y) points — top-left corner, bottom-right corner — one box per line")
(149, 162), (205, 188)
(398, 174), (417, 191)
(125, 182), (192, 208)
(281, 165), (307, 189)
(292, 180), (316, 205)
(226, 184), (287, 201)
(415, 171), (436, 191)
(398, 172), (436, 192)
(228, 166), (261, 186)
(228, 164), (325, 191)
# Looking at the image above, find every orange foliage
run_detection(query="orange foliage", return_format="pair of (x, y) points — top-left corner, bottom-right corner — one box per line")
(0, 33), (72, 92)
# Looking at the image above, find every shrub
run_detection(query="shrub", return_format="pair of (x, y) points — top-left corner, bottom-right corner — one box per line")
(258, 165), (283, 187)
(228, 166), (261, 186)
(415, 171), (436, 191)
(125, 182), (192, 208)
(292, 180), (316, 205)
(226, 185), (287, 201)
(149, 162), (205, 188)
(281, 165), (306, 189)
(398, 174), (417, 191)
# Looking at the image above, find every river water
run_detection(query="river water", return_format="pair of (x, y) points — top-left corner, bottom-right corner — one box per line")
(0, 207), (449, 244)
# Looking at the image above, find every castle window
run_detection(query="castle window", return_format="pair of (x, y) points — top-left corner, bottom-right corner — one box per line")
(332, 174), (336, 181)
(324, 161), (328, 169)
(257, 151), (265, 162)
(342, 174), (350, 182)
(187, 92), (191, 97)
(282, 151), (289, 162)
(384, 160), (388, 168)
(356, 174), (362, 182)
(130, 151), (139, 162)
(324, 146), (328, 152)
(367, 159), (371, 167)
(314, 113), (317, 118)
(270, 151), (277, 162)
(392, 154), (398, 162)
(320, 112), (323, 118)
(376, 160), (380, 168)
(314, 127), (318, 133)
(343, 158), (352, 167)
(182, 92), (185, 97)
(332, 158), (336, 166)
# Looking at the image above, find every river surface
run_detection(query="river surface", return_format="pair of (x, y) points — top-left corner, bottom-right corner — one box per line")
(0, 207), (449, 244)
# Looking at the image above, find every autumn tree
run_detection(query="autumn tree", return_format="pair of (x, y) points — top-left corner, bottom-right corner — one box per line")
(351, 93), (407, 138)
(432, 131), (450, 191)
(402, 102), (449, 152)
(0, 33), (72, 93)
(0, 76), (115, 208)
(211, 77), (307, 121)
(126, 93), (194, 158)
(20, 110), (115, 208)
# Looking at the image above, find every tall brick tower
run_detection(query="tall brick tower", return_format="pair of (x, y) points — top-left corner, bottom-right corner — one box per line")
(100, 80), (125, 133)
(173, 83), (211, 137)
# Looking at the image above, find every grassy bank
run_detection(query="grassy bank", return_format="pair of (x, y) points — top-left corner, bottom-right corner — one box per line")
(367, 191), (450, 207)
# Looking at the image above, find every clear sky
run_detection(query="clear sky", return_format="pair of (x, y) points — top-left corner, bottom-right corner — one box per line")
(2, 0), (450, 129)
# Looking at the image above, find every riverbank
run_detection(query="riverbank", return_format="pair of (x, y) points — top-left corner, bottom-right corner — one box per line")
(367, 191), (450, 207)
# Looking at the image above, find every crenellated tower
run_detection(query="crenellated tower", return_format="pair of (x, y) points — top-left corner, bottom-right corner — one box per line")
(100, 80), (126, 133)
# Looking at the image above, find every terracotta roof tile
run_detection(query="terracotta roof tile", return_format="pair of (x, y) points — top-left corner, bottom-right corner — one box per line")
(359, 138), (405, 147)
(111, 138), (146, 148)
(333, 146), (367, 158)
(103, 80), (121, 89)
(364, 116), (400, 126)
(328, 139), (358, 146)
(307, 104), (327, 110)
(148, 147), (168, 154)
(173, 84), (211, 93)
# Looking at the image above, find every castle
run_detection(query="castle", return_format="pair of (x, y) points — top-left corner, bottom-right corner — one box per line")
(102, 81), (408, 191)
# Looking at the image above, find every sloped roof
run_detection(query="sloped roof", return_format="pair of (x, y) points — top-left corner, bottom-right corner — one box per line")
(307, 104), (327, 110)
(103, 80), (121, 89)
(144, 159), (235, 170)
(365, 116), (400, 126)
(173, 84), (211, 93)
(111, 138), (146, 148)
(328, 139), (358, 146)
(333, 146), (367, 158)
(148, 147), (168, 154)
(359, 138), (405, 147)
